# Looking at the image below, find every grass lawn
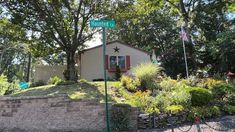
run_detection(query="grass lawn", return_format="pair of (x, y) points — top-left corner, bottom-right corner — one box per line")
(11, 81), (125, 103)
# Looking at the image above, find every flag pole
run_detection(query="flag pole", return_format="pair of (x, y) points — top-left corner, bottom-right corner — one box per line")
(181, 26), (189, 79)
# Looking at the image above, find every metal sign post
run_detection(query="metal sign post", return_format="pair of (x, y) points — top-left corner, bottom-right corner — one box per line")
(90, 20), (116, 132)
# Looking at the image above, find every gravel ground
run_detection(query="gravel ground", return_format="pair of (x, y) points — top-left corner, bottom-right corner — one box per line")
(138, 116), (235, 132)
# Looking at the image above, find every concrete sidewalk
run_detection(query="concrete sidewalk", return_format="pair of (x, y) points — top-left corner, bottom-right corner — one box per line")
(138, 116), (235, 132)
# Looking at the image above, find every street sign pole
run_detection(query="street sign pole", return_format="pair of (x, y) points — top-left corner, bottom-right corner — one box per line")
(102, 27), (110, 132)
(90, 20), (115, 132)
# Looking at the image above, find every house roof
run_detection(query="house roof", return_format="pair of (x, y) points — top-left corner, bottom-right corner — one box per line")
(82, 40), (150, 54)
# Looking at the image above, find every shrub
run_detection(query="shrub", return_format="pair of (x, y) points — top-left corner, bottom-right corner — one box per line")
(4, 80), (20, 95)
(171, 88), (191, 107)
(110, 104), (131, 132)
(155, 91), (173, 111)
(187, 87), (212, 106)
(115, 65), (121, 81)
(227, 94), (235, 105)
(0, 75), (10, 95)
(210, 106), (221, 116)
(48, 76), (62, 85)
(204, 78), (224, 89)
(132, 62), (162, 90)
(30, 80), (46, 87)
(131, 91), (155, 113)
(211, 83), (235, 100)
(166, 105), (184, 114)
(187, 106), (221, 121)
(223, 105), (235, 115)
(120, 75), (140, 92)
(159, 77), (177, 91)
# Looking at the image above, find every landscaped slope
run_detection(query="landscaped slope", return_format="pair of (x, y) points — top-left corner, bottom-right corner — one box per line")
(11, 81), (124, 103)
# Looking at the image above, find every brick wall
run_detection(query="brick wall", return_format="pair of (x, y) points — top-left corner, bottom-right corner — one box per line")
(0, 96), (137, 131)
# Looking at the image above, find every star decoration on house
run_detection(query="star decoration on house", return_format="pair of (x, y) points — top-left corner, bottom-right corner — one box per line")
(113, 46), (120, 53)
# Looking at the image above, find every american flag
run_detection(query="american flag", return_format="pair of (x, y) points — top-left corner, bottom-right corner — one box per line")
(180, 26), (189, 42)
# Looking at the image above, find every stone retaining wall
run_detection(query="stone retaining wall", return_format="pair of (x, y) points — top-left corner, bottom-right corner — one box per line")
(0, 96), (137, 131)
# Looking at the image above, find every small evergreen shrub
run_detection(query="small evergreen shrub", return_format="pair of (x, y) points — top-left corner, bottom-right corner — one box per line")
(223, 105), (235, 115)
(30, 80), (46, 87)
(48, 76), (62, 85)
(187, 87), (212, 106)
(115, 65), (121, 81)
(166, 105), (184, 114)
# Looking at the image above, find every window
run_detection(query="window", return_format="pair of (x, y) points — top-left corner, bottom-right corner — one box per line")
(109, 56), (126, 69)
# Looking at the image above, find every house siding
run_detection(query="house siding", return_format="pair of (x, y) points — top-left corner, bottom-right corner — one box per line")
(81, 42), (150, 81)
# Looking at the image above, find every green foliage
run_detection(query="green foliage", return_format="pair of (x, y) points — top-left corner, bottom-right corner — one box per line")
(166, 105), (184, 114)
(115, 65), (121, 81)
(0, 75), (10, 95)
(110, 104), (131, 132)
(147, 107), (160, 114)
(159, 77), (177, 91)
(30, 80), (46, 87)
(78, 79), (88, 83)
(211, 83), (235, 100)
(132, 62), (161, 90)
(171, 87), (191, 107)
(155, 91), (173, 111)
(120, 75), (140, 92)
(56, 80), (76, 85)
(2, 0), (112, 81)
(131, 91), (155, 113)
(48, 76), (62, 85)
(5, 80), (20, 95)
(227, 95), (235, 105)
(223, 105), (235, 115)
(210, 106), (221, 116)
(188, 106), (221, 121)
(187, 87), (213, 106)
(204, 78), (225, 89)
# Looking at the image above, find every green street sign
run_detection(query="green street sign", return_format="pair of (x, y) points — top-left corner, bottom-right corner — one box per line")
(90, 20), (116, 28)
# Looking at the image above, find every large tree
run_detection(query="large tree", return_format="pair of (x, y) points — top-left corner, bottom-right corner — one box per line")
(0, 17), (28, 81)
(108, 0), (235, 77)
(1, 0), (110, 81)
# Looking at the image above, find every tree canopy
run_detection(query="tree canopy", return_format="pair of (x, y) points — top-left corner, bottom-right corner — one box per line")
(1, 0), (112, 81)
(108, 0), (235, 78)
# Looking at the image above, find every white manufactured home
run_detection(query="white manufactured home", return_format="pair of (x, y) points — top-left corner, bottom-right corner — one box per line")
(79, 40), (151, 81)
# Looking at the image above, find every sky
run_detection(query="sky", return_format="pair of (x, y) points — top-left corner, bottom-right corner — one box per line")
(84, 33), (102, 48)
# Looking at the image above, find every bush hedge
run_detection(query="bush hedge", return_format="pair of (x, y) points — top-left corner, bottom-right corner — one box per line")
(187, 87), (212, 106)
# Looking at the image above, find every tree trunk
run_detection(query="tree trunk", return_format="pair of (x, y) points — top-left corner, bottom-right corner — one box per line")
(64, 49), (78, 81)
